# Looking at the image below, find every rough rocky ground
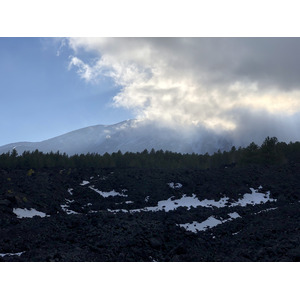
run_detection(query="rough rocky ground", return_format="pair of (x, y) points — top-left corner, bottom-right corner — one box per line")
(0, 163), (299, 261)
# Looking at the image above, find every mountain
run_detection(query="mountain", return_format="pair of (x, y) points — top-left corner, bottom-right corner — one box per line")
(0, 119), (232, 155)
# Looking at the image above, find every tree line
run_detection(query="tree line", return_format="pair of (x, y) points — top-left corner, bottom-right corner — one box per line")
(0, 137), (300, 170)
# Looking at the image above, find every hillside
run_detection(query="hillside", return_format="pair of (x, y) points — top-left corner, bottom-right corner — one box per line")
(0, 139), (299, 262)
(0, 120), (232, 156)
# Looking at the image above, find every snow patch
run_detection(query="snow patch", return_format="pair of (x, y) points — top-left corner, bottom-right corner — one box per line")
(130, 194), (203, 212)
(191, 188), (275, 209)
(179, 217), (223, 232)
(0, 251), (25, 257)
(60, 204), (79, 215)
(107, 208), (129, 213)
(60, 199), (78, 214)
(13, 208), (48, 218)
(228, 212), (241, 219)
(168, 182), (183, 189)
(67, 188), (73, 195)
(80, 180), (90, 186)
(178, 212), (241, 233)
(89, 186), (128, 198)
(255, 207), (278, 214)
(65, 198), (75, 204)
(234, 188), (275, 207)
(232, 230), (242, 235)
(106, 187), (276, 214)
(130, 194), (233, 212)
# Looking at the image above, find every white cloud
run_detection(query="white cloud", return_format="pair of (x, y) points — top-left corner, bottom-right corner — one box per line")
(68, 56), (97, 82)
(56, 38), (67, 56)
(65, 37), (300, 143)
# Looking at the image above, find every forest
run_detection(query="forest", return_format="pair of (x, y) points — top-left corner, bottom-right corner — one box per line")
(0, 136), (300, 170)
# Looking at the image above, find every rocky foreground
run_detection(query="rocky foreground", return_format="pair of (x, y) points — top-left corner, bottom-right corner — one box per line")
(0, 163), (299, 262)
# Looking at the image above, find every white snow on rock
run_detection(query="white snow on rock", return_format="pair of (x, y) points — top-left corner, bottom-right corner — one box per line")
(65, 198), (75, 204)
(106, 187), (276, 213)
(107, 208), (129, 213)
(60, 204), (79, 215)
(130, 194), (232, 212)
(176, 188), (275, 209)
(89, 186), (128, 198)
(179, 212), (241, 233)
(130, 194), (204, 212)
(228, 212), (241, 219)
(232, 230), (242, 235)
(194, 196), (230, 208)
(67, 188), (73, 195)
(179, 217), (223, 232)
(60, 199), (78, 214)
(233, 188), (275, 207)
(168, 182), (183, 189)
(125, 201), (134, 204)
(0, 251), (25, 257)
(13, 208), (48, 218)
(192, 188), (275, 209)
(80, 180), (90, 186)
(255, 207), (278, 214)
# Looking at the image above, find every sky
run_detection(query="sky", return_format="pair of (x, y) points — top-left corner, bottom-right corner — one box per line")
(2, 37), (300, 147)
(0, 37), (134, 145)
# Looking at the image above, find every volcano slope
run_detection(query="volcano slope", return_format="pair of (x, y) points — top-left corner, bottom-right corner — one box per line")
(0, 163), (299, 262)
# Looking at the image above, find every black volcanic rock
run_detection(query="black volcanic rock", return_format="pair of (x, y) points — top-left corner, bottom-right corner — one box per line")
(0, 163), (299, 261)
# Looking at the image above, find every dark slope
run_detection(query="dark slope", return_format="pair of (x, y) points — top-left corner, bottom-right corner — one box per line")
(0, 163), (299, 262)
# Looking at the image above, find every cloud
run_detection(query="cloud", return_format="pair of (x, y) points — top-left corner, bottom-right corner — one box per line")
(68, 56), (95, 81)
(56, 38), (67, 56)
(65, 37), (300, 145)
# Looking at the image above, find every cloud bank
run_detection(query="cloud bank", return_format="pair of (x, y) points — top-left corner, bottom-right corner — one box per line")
(66, 37), (300, 146)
